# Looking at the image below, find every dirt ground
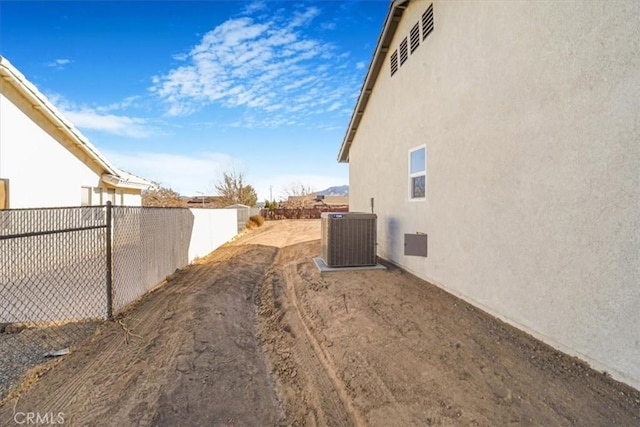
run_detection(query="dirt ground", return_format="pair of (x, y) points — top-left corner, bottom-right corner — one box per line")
(1, 220), (639, 426)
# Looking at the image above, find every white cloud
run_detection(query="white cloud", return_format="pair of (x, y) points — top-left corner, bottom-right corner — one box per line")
(326, 101), (342, 112)
(356, 61), (366, 70)
(95, 96), (141, 113)
(104, 149), (348, 200)
(46, 59), (71, 69)
(63, 109), (153, 138)
(241, 1), (266, 15)
(321, 22), (337, 31)
(150, 5), (364, 127)
(47, 94), (154, 138)
(103, 151), (237, 196)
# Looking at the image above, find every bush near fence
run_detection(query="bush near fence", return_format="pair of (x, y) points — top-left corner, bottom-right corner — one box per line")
(260, 207), (349, 220)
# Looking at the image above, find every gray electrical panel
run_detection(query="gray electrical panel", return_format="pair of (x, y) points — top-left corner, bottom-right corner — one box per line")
(404, 233), (428, 257)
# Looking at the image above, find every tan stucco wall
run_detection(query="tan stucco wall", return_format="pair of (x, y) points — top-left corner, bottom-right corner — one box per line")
(349, 0), (640, 388)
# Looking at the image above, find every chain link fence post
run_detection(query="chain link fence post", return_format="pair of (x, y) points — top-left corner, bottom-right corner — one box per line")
(106, 201), (113, 319)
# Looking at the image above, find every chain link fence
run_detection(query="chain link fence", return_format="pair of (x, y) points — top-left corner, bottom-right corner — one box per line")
(0, 206), (108, 399)
(0, 204), (212, 400)
(111, 207), (193, 313)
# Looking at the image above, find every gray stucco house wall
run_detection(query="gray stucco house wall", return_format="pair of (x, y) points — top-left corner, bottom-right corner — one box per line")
(340, 0), (640, 389)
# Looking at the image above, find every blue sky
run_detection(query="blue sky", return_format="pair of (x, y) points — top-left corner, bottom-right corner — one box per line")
(0, 0), (388, 200)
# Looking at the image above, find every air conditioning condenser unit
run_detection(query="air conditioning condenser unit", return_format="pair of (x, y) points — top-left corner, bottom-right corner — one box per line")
(321, 212), (377, 267)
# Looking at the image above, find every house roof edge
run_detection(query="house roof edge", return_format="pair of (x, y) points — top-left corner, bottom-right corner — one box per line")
(0, 55), (150, 190)
(337, 0), (410, 163)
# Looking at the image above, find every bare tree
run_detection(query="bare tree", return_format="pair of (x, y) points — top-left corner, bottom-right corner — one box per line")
(142, 184), (183, 207)
(281, 181), (315, 199)
(214, 170), (258, 206)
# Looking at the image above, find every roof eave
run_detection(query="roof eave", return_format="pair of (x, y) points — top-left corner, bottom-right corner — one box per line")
(338, 0), (410, 163)
(0, 56), (136, 183)
(101, 173), (153, 191)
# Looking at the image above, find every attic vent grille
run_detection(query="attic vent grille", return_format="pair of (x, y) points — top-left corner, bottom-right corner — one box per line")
(390, 50), (398, 76)
(399, 37), (408, 66)
(422, 4), (434, 40)
(410, 22), (420, 53)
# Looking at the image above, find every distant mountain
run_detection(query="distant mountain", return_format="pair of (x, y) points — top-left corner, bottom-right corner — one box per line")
(316, 185), (349, 197)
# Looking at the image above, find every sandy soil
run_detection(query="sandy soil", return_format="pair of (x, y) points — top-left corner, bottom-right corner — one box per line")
(0, 239), (281, 426)
(1, 220), (639, 426)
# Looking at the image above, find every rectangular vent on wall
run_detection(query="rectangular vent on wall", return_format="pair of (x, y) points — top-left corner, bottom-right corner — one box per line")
(422, 4), (434, 40)
(390, 50), (398, 76)
(410, 22), (420, 53)
(399, 37), (408, 66)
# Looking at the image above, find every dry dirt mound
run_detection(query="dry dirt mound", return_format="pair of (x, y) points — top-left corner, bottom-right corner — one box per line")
(0, 243), (280, 426)
(256, 223), (640, 425)
(1, 219), (638, 426)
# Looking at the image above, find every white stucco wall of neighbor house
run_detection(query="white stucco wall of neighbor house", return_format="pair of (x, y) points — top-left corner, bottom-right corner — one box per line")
(348, 0), (640, 388)
(122, 192), (142, 206)
(188, 208), (238, 262)
(0, 92), (102, 208)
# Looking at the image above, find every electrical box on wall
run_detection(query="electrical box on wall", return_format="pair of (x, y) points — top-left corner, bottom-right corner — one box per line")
(405, 233), (427, 257)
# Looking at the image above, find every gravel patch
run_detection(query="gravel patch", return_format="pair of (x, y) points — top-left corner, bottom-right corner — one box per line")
(0, 322), (100, 400)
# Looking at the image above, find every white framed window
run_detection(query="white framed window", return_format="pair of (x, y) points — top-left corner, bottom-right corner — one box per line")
(408, 145), (426, 201)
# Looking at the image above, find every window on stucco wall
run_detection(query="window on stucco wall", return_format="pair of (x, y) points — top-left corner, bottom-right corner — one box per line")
(409, 145), (426, 201)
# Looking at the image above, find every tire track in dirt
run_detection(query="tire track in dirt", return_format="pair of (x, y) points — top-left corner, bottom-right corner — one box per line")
(149, 245), (280, 426)
(282, 261), (366, 426)
(291, 259), (421, 425)
(1, 244), (269, 426)
(77, 246), (268, 426)
(257, 233), (366, 427)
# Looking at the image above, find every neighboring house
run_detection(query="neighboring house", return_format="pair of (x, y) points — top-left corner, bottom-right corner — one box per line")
(0, 56), (151, 209)
(185, 195), (226, 207)
(339, 1), (639, 389)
